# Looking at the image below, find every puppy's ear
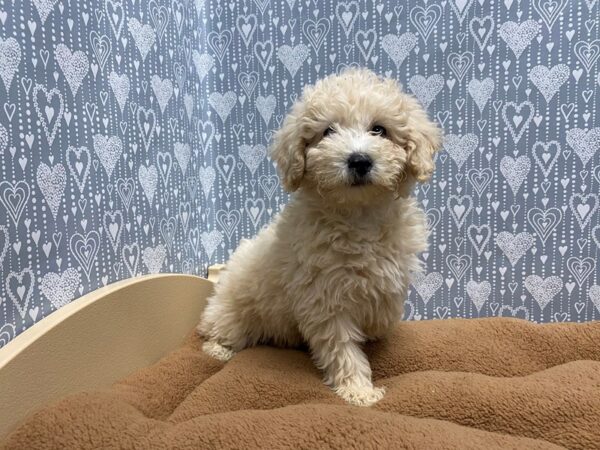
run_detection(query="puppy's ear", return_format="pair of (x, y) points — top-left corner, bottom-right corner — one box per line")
(403, 96), (442, 183)
(270, 100), (307, 192)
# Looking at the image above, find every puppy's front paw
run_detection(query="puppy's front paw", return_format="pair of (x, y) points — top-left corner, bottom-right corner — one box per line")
(334, 383), (386, 407)
(202, 341), (235, 362)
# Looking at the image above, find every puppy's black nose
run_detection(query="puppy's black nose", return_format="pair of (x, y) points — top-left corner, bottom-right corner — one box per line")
(347, 153), (373, 177)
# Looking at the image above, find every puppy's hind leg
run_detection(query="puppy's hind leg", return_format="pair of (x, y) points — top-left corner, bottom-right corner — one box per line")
(197, 312), (237, 362)
(197, 296), (250, 362)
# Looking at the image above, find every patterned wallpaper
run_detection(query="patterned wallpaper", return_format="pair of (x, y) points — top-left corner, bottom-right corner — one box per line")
(1, 0), (599, 348)
(204, 0), (600, 324)
(0, 0), (211, 348)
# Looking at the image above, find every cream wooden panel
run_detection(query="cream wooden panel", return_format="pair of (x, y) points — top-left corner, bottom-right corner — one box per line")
(0, 274), (214, 439)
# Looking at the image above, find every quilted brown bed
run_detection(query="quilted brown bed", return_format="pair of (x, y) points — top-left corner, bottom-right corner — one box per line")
(3, 317), (600, 449)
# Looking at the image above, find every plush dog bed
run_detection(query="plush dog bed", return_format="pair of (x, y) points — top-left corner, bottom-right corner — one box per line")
(2, 317), (599, 449)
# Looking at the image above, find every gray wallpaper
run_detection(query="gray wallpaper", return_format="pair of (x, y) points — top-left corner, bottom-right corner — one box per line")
(1, 0), (599, 348)
(0, 0), (211, 348)
(204, 0), (600, 324)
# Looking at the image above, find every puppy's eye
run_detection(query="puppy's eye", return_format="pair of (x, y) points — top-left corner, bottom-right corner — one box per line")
(323, 126), (335, 137)
(371, 125), (386, 137)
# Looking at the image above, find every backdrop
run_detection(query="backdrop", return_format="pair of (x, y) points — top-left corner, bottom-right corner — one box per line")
(0, 0), (209, 346)
(1, 0), (599, 347)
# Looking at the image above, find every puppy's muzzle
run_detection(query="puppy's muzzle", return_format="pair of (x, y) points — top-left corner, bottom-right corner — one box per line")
(348, 153), (372, 185)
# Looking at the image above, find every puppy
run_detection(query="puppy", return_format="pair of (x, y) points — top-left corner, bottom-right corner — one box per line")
(198, 68), (441, 406)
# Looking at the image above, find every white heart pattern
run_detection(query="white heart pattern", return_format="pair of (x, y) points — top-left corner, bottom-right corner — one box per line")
(0, 37), (21, 91)
(36, 163), (66, 220)
(409, 74), (444, 108)
(412, 272), (443, 305)
(381, 32), (417, 68)
(55, 43), (89, 96)
(499, 20), (539, 58)
(529, 64), (569, 102)
(566, 127), (600, 166)
(40, 268), (81, 309)
(277, 44), (309, 77)
(109, 71), (130, 114)
(444, 133), (478, 168)
(128, 18), (156, 61)
(466, 280), (491, 312)
(6, 268), (35, 319)
(143, 244), (167, 273)
(525, 275), (563, 310)
(93, 134), (122, 178)
(496, 232), (534, 266)
(499, 156), (531, 195)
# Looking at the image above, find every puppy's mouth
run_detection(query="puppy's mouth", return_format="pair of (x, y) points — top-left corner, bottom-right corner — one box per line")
(350, 177), (371, 187)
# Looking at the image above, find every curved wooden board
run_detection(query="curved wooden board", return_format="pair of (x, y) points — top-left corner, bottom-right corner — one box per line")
(0, 274), (214, 438)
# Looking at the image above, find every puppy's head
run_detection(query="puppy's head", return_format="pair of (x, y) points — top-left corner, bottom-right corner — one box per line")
(271, 68), (441, 204)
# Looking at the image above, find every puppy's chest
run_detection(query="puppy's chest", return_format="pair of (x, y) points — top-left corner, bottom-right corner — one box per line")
(299, 224), (409, 296)
(314, 219), (405, 262)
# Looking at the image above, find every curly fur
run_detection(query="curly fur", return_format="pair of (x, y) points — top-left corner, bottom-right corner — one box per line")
(198, 68), (441, 406)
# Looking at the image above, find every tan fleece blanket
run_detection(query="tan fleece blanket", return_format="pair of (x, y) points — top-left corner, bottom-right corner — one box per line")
(3, 317), (600, 449)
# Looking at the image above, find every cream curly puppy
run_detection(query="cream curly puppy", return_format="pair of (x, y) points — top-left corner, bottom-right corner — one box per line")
(198, 67), (441, 407)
